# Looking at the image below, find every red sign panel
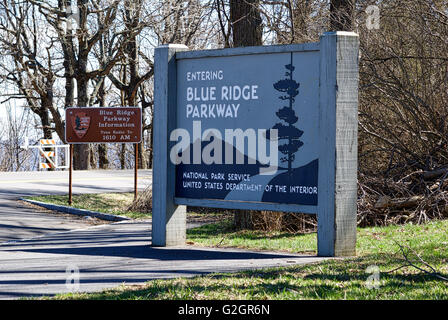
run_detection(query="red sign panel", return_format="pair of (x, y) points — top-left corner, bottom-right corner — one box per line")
(65, 107), (142, 144)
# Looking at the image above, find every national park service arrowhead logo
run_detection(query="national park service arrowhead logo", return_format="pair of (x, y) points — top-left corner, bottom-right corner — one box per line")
(71, 112), (91, 139)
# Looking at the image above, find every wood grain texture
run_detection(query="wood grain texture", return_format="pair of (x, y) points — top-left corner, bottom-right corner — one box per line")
(152, 44), (188, 247)
(175, 198), (317, 214)
(318, 32), (359, 257)
(176, 43), (319, 60)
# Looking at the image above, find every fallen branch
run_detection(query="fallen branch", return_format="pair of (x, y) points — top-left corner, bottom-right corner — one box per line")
(390, 240), (448, 282)
(375, 195), (425, 209)
(423, 168), (448, 180)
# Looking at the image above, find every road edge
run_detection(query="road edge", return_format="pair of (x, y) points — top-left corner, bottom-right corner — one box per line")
(20, 198), (131, 222)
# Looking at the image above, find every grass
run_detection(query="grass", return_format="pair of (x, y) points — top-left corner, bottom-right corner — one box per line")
(28, 193), (448, 299)
(53, 219), (448, 300)
(187, 220), (317, 254)
(55, 255), (448, 300)
(26, 193), (148, 220)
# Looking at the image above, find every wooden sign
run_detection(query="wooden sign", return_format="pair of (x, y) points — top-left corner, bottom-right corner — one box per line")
(65, 107), (142, 144)
(153, 32), (359, 257)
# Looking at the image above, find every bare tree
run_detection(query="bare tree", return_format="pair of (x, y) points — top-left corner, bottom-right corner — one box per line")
(356, 0), (448, 226)
(33, 0), (143, 169)
(0, 104), (37, 171)
(105, 0), (153, 168)
(330, 0), (355, 31)
(0, 1), (63, 141)
(105, 0), (217, 169)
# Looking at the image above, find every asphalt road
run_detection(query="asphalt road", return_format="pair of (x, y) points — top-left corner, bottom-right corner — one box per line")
(0, 169), (152, 199)
(0, 170), (152, 242)
(0, 169), (326, 300)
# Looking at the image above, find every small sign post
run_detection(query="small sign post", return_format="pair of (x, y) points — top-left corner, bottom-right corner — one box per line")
(65, 107), (143, 204)
(153, 32), (359, 257)
(69, 144), (73, 205)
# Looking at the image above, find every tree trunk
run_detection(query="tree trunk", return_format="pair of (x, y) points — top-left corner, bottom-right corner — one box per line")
(73, 0), (91, 171)
(73, 75), (91, 170)
(229, 0), (262, 230)
(140, 84), (153, 169)
(97, 72), (109, 169)
(120, 144), (126, 169)
(230, 0), (263, 47)
(62, 18), (89, 170)
(61, 0), (75, 145)
(90, 145), (97, 169)
(98, 144), (109, 169)
(73, 143), (90, 171)
(137, 111), (147, 169)
(125, 2), (147, 170)
(148, 121), (153, 169)
(40, 99), (53, 140)
(39, 99), (55, 171)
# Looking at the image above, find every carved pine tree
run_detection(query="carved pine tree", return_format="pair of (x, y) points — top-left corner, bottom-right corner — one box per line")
(271, 53), (303, 172)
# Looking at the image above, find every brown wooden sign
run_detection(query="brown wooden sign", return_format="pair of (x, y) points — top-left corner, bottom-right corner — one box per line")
(65, 107), (142, 144)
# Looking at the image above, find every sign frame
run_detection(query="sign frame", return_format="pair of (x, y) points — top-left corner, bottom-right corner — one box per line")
(65, 106), (143, 145)
(152, 32), (359, 257)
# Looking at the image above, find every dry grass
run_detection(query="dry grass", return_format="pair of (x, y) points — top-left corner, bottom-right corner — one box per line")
(127, 185), (152, 213)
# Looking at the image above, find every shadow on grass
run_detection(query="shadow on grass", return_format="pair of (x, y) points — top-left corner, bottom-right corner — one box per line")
(69, 261), (448, 300)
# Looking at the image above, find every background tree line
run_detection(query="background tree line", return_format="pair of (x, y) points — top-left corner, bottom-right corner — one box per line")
(1, 0), (447, 228)
(0, 0), (216, 170)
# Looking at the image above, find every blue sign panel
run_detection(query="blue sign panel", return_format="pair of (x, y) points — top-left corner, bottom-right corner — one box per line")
(172, 49), (320, 206)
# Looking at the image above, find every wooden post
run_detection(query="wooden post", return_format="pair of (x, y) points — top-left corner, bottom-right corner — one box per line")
(152, 44), (188, 247)
(317, 31), (359, 257)
(134, 143), (138, 200)
(69, 144), (73, 206)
